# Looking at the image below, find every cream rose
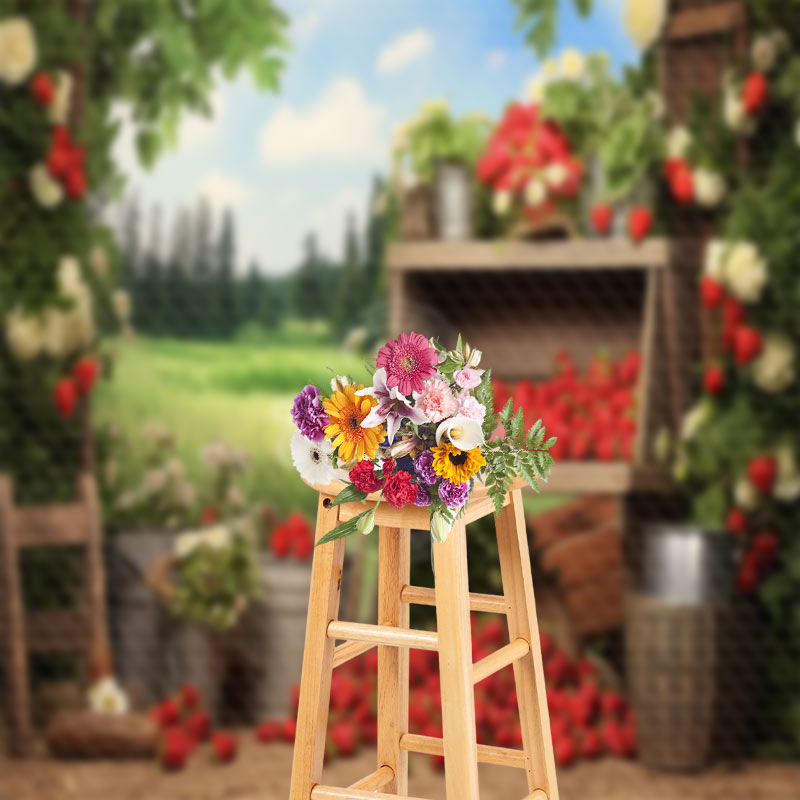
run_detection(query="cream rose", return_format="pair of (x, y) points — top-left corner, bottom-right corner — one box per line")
(0, 16), (37, 86)
(559, 48), (584, 80)
(624, 0), (667, 51)
(752, 335), (795, 393)
(29, 163), (63, 208)
(666, 125), (691, 159)
(4, 308), (43, 362)
(48, 69), (73, 125)
(723, 241), (768, 303)
(89, 244), (109, 279)
(703, 239), (727, 281)
(774, 443), (800, 502)
(544, 162), (568, 189)
(734, 477), (759, 511)
(492, 190), (511, 217)
(524, 178), (546, 207)
(724, 86), (755, 134)
(693, 168), (726, 208)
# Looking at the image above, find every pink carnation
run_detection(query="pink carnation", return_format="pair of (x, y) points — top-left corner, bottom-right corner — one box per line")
(454, 367), (483, 389)
(376, 332), (438, 396)
(416, 378), (458, 423)
(457, 391), (486, 424)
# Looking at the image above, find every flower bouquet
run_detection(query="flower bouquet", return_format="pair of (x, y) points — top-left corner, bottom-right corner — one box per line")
(290, 332), (556, 545)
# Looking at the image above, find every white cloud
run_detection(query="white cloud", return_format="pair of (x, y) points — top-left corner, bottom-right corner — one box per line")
(259, 77), (385, 165)
(376, 28), (434, 75)
(197, 170), (251, 209)
(486, 49), (508, 71)
(293, 9), (321, 42)
(180, 88), (226, 148)
(307, 185), (364, 259)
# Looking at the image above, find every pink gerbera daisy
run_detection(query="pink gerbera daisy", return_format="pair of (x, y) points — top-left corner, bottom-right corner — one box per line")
(376, 332), (438, 395)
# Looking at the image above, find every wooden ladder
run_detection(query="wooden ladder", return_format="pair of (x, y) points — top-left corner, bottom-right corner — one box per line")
(0, 473), (109, 756)
(289, 486), (558, 800)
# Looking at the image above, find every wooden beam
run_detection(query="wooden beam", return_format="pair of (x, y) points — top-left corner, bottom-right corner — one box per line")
(473, 638), (530, 685)
(399, 732), (527, 769)
(400, 585), (507, 615)
(326, 621), (438, 652)
(312, 787), (428, 800)
(332, 640), (375, 669)
(347, 765), (394, 791)
(15, 505), (89, 548)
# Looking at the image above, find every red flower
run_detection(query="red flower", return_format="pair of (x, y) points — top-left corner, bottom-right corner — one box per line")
(580, 728), (604, 759)
(349, 459), (383, 493)
(742, 72), (768, 115)
(554, 733), (576, 767)
(383, 470), (417, 509)
(752, 531), (779, 570)
(725, 508), (748, 535)
(201, 505), (218, 524)
(747, 454), (777, 495)
(211, 731), (237, 763)
(270, 523), (291, 558)
(381, 457), (396, 478)
(53, 377), (78, 419)
(256, 720), (280, 743)
(281, 718), (297, 742)
(73, 357), (99, 395)
(65, 168), (87, 200)
(627, 206), (652, 243)
(700, 276), (724, 309)
(704, 365), (724, 395)
(734, 326), (763, 365)
(669, 163), (694, 204)
(590, 204), (613, 236)
(329, 720), (358, 757)
(185, 710), (211, 742)
(153, 699), (180, 728)
(737, 551), (760, 595)
(180, 684), (200, 710)
(31, 73), (54, 106)
(161, 726), (192, 770)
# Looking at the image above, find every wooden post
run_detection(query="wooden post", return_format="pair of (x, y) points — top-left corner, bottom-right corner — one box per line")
(376, 526), (410, 795)
(433, 519), (480, 800)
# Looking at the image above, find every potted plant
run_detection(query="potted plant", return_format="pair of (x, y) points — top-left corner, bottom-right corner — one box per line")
(393, 101), (491, 240)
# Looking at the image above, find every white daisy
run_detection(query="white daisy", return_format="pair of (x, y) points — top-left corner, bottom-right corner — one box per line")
(291, 430), (336, 485)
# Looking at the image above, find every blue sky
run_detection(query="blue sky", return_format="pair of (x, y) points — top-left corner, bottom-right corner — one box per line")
(114, 0), (639, 275)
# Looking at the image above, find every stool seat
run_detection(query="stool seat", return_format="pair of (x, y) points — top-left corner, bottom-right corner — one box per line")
(288, 484), (559, 800)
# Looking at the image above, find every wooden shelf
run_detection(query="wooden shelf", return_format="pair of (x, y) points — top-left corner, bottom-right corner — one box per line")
(388, 238), (668, 273)
(536, 462), (674, 496)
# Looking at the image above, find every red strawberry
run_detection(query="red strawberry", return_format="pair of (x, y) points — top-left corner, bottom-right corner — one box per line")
(161, 726), (192, 770)
(330, 674), (359, 711)
(579, 727), (603, 759)
(747, 455), (776, 495)
(700, 276), (725, 309)
(734, 326), (763, 365)
(751, 531), (779, 570)
(544, 650), (572, 687)
(330, 720), (358, 757)
(704, 365), (724, 395)
(362, 719), (378, 745)
(281, 718), (297, 742)
(478, 618), (507, 646)
(256, 720), (280, 742)
(594, 435), (616, 461)
(211, 731), (237, 763)
(669, 163), (694, 204)
(600, 690), (625, 718)
(159, 698), (180, 727)
(73, 357), (99, 395)
(742, 72), (768, 115)
(601, 718), (627, 756)
(620, 722), (637, 757)
(725, 508), (748, 535)
(591, 204), (613, 235)
(53, 377), (78, 419)
(554, 734), (576, 767)
(569, 432), (590, 460)
(185, 709), (210, 742)
(179, 684), (200, 710)
(31, 73), (54, 106)
(628, 207), (652, 244)
(65, 167), (87, 200)
(539, 630), (554, 661)
(549, 715), (571, 743)
(617, 351), (641, 384)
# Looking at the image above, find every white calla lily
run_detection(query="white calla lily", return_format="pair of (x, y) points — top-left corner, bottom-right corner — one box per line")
(435, 415), (484, 451)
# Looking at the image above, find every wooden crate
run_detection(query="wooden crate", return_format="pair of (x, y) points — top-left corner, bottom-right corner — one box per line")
(388, 239), (678, 488)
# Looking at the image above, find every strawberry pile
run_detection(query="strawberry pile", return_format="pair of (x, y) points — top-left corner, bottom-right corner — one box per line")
(492, 350), (641, 462)
(150, 684), (238, 771)
(260, 616), (637, 770)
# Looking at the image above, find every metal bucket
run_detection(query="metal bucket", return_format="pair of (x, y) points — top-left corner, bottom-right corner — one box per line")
(641, 523), (735, 605)
(434, 161), (472, 241)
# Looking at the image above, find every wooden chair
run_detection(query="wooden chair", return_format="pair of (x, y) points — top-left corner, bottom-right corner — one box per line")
(0, 473), (109, 756)
(289, 480), (558, 800)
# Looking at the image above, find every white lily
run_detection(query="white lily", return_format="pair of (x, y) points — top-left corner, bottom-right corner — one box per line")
(430, 512), (453, 544)
(435, 416), (484, 451)
(87, 676), (129, 715)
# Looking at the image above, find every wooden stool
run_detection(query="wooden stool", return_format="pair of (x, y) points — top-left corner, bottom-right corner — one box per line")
(289, 481), (558, 800)
(0, 473), (109, 756)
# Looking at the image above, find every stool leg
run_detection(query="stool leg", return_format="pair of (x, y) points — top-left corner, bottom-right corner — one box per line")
(433, 519), (480, 800)
(289, 496), (346, 800)
(377, 526), (410, 794)
(495, 490), (559, 800)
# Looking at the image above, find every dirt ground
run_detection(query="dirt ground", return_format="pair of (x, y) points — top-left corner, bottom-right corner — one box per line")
(1, 738), (799, 800)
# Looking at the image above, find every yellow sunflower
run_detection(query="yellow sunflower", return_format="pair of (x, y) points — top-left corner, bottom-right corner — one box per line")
(323, 384), (384, 463)
(431, 443), (486, 484)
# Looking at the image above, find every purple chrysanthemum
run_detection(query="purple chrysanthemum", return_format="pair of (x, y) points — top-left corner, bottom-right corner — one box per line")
(414, 450), (437, 485)
(438, 479), (470, 508)
(291, 384), (329, 442)
(414, 484), (432, 507)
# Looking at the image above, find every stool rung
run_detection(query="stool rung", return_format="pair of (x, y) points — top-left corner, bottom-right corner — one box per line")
(472, 637), (530, 685)
(327, 620), (438, 651)
(347, 765), (394, 791)
(399, 732), (527, 769)
(332, 640), (375, 669)
(400, 585), (507, 615)
(524, 792), (548, 800)
(312, 787), (430, 800)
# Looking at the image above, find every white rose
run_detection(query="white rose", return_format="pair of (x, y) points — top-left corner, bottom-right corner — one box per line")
(774, 443), (800, 502)
(752, 335), (795, 393)
(0, 16), (37, 86)
(89, 245), (109, 279)
(524, 178), (546, 207)
(751, 34), (777, 72)
(492, 190), (511, 217)
(724, 241), (768, 303)
(57, 256), (83, 295)
(559, 48), (584, 80)
(724, 86), (755, 134)
(112, 289), (131, 323)
(544, 162), (568, 189)
(29, 163), (63, 209)
(703, 239), (727, 280)
(734, 477), (759, 511)
(48, 70), (72, 125)
(40, 309), (69, 358)
(666, 125), (691, 159)
(87, 676), (129, 716)
(693, 168), (726, 208)
(680, 400), (710, 441)
(4, 308), (43, 362)
(624, 0), (667, 51)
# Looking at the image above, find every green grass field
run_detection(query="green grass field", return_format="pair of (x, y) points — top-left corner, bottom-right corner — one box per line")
(94, 329), (371, 518)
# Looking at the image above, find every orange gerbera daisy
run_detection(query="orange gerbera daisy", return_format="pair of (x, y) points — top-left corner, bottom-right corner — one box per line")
(323, 384), (384, 463)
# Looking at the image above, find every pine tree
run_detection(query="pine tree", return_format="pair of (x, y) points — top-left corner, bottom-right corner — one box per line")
(333, 211), (361, 338)
(293, 232), (324, 319)
(361, 174), (388, 340)
(190, 198), (215, 337)
(241, 259), (263, 324)
(166, 208), (191, 337)
(216, 209), (237, 337)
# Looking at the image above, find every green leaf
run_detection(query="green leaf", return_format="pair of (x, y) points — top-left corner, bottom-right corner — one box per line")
(316, 509), (374, 546)
(331, 484), (370, 506)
